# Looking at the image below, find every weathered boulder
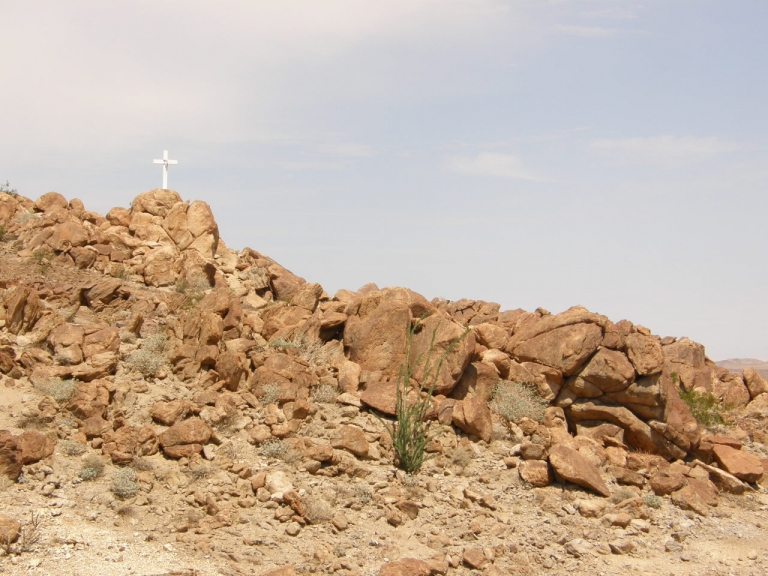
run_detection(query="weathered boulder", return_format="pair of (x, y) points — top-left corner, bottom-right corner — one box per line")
(35, 192), (68, 212)
(743, 368), (768, 399)
(16, 430), (55, 464)
(649, 469), (687, 495)
(4, 286), (41, 334)
(451, 397), (492, 442)
(548, 444), (610, 497)
(331, 425), (369, 458)
(47, 221), (88, 251)
(131, 189), (182, 217)
(518, 459), (551, 487)
(511, 322), (603, 377)
(624, 333), (663, 375)
(158, 417), (212, 459)
(712, 445), (763, 483)
(576, 348), (635, 393)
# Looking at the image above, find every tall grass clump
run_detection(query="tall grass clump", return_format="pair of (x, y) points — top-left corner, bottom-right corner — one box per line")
(376, 316), (468, 474)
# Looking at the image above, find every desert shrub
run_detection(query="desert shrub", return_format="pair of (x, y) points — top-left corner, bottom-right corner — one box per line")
(261, 438), (287, 459)
(15, 212), (38, 225)
(131, 457), (154, 472)
(489, 380), (548, 423)
(304, 497), (334, 524)
(644, 494), (663, 509)
(259, 384), (281, 405)
(610, 486), (637, 504)
(37, 378), (76, 403)
(678, 389), (727, 427)
(0, 511), (44, 555)
(0, 181), (17, 196)
(269, 333), (335, 367)
(31, 246), (54, 272)
(376, 316), (469, 474)
(111, 468), (139, 499)
(311, 383), (338, 404)
(58, 440), (87, 456)
(112, 265), (129, 280)
(449, 445), (476, 471)
(126, 333), (167, 377)
(78, 455), (105, 481)
(352, 483), (372, 505)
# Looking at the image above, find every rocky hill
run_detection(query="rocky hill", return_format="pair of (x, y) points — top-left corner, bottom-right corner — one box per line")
(0, 189), (767, 576)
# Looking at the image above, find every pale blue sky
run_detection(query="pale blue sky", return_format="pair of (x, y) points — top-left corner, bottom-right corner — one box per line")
(2, 1), (766, 360)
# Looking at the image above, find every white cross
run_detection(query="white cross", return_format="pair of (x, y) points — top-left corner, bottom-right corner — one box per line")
(153, 150), (178, 190)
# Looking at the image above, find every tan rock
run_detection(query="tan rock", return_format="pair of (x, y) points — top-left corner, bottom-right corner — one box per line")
(512, 322), (603, 377)
(338, 361), (362, 394)
(4, 286), (41, 334)
(158, 417), (212, 448)
(712, 445), (763, 483)
(257, 566), (296, 576)
(17, 430), (55, 464)
(462, 547), (488, 569)
(131, 189), (182, 217)
(451, 397), (492, 442)
(47, 221), (88, 251)
(331, 425), (369, 457)
(743, 368), (768, 399)
(518, 460), (551, 487)
(289, 282), (323, 312)
(578, 348), (635, 393)
(81, 415), (112, 439)
(150, 400), (191, 426)
(0, 515), (21, 544)
(106, 206), (131, 227)
(35, 192), (68, 212)
(345, 301), (410, 375)
(624, 333), (663, 375)
(649, 469), (686, 495)
(378, 558), (432, 576)
(215, 352), (244, 391)
(712, 374), (751, 409)
(548, 444), (610, 497)
(473, 323), (509, 350)
(0, 431), (23, 480)
(670, 485), (709, 516)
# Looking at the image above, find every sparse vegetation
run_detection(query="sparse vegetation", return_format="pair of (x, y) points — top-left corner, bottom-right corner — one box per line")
(0, 181), (17, 196)
(448, 445), (476, 472)
(311, 383), (338, 404)
(304, 496), (334, 524)
(270, 333), (335, 367)
(678, 388), (727, 427)
(0, 511), (44, 555)
(610, 486), (637, 504)
(37, 378), (76, 403)
(58, 440), (87, 456)
(111, 468), (139, 499)
(376, 316), (469, 474)
(259, 383), (281, 405)
(126, 333), (167, 377)
(644, 494), (663, 509)
(32, 246), (54, 273)
(488, 380), (548, 424)
(14, 211), (38, 225)
(112, 265), (129, 280)
(78, 455), (106, 481)
(261, 438), (287, 459)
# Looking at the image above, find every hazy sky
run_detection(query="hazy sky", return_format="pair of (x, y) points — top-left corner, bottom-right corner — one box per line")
(2, 1), (766, 360)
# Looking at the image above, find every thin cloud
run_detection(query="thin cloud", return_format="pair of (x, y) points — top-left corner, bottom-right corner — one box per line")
(584, 7), (639, 20)
(449, 152), (539, 181)
(591, 136), (740, 167)
(552, 25), (618, 38)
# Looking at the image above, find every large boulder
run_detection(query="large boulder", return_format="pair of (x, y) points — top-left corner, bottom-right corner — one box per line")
(451, 397), (493, 442)
(4, 286), (41, 335)
(624, 333), (663, 375)
(712, 445), (763, 483)
(743, 368), (768, 399)
(511, 323), (603, 377)
(548, 444), (610, 497)
(576, 348), (635, 393)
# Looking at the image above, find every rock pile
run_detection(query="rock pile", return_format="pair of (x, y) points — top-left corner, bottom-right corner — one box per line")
(0, 189), (767, 574)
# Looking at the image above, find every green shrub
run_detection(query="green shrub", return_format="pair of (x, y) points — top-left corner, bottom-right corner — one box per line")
(644, 494), (663, 509)
(489, 380), (548, 423)
(376, 316), (469, 474)
(678, 388), (727, 427)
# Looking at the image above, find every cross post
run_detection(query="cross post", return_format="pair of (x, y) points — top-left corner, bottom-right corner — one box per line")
(153, 150), (178, 189)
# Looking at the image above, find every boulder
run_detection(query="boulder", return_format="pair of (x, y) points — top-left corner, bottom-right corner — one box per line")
(131, 189), (182, 217)
(35, 192), (68, 212)
(0, 431), (23, 480)
(16, 430), (55, 464)
(4, 286), (41, 334)
(712, 445), (763, 483)
(743, 368), (768, 399)
(518, 459), (551, 487)
(649, 469), (687, 495)
(378, 558), (433, 576)
(451, 397), (493, 442)
(150, 400), (191, 426)
(548, 444), (610, 497)
(344, 301), (410, 376)
(577, 348), (635, 393)
(158, 417), (212, 450)
(511, 323), (603, 377)
(47, 221), (88, 251)
(338, 361), (361, 394)
(215, 352), (244, 391)
(331, 425), (369, 457)
(624, 333), (663, 375)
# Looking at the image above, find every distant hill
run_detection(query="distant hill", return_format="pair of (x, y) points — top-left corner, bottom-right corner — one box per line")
(717, 358), (768, 379)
